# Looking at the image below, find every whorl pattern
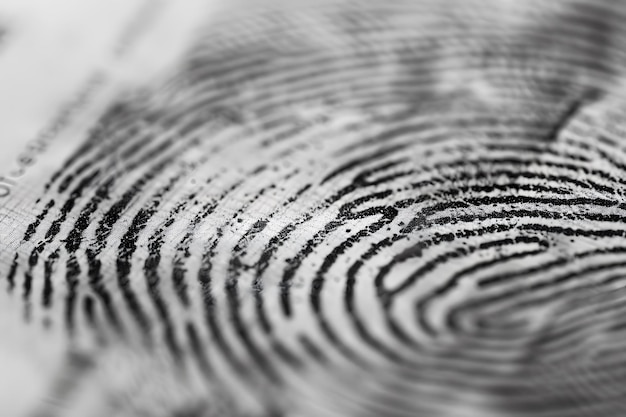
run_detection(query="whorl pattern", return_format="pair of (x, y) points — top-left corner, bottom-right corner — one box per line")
(5, 0), (626, 416)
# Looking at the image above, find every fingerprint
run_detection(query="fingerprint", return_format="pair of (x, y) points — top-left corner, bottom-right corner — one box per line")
(7, 0), (626, 416)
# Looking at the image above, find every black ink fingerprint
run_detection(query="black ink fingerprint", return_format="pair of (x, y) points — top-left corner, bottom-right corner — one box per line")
(7, 0), (626, 416)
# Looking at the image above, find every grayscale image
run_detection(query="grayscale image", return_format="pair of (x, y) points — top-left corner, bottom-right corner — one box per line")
(1, 0), (626, 416)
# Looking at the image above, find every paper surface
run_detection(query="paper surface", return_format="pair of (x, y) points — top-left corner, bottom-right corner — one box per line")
(2, 1), (626, 416)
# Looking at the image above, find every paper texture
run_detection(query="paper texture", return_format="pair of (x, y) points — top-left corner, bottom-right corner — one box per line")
(2, 1), (626, 416)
